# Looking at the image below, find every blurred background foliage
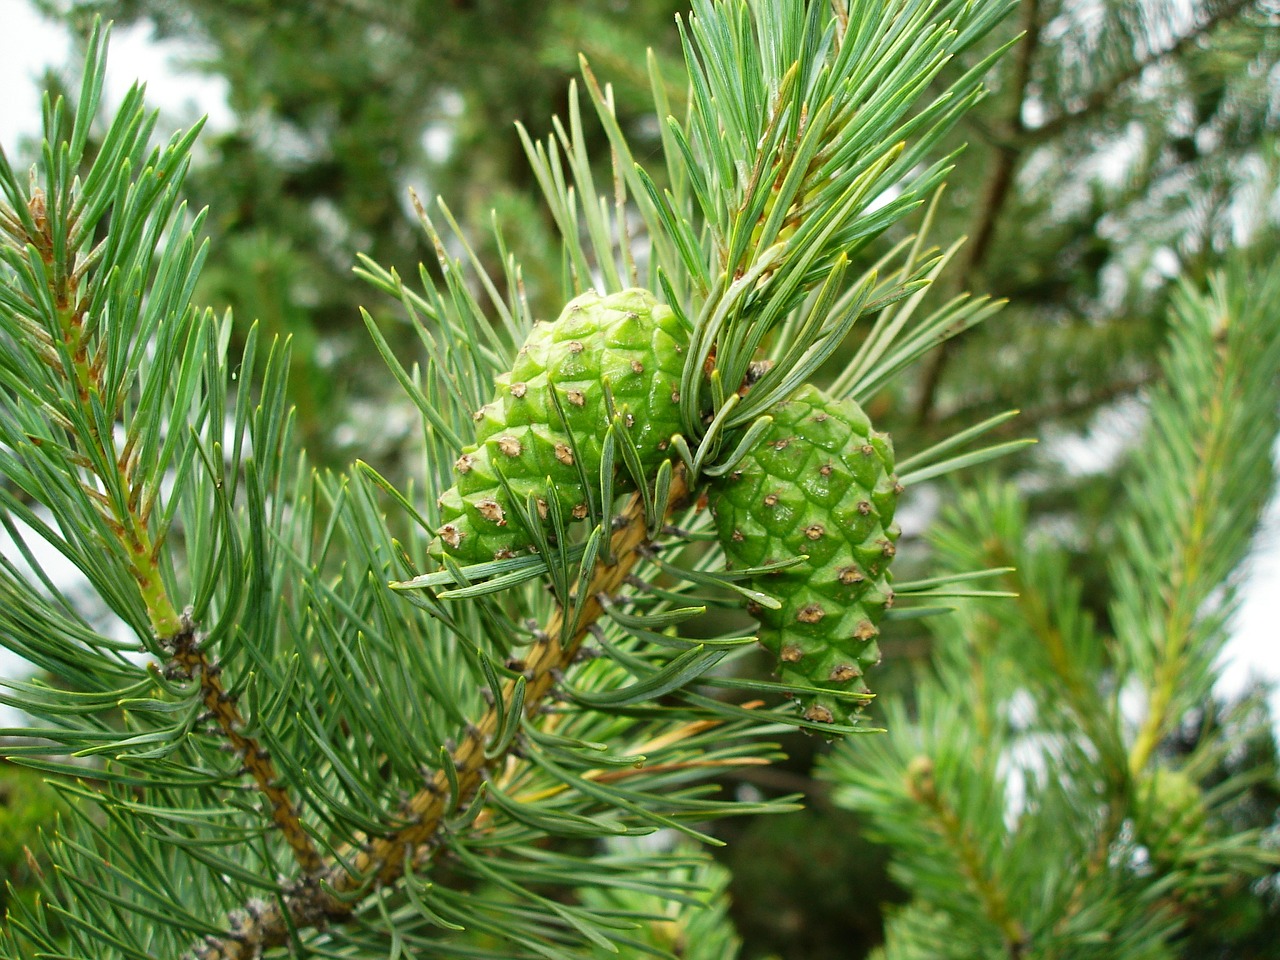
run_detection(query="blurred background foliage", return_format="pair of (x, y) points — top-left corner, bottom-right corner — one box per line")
(0, 763), (62, 922)
(5, 0), (1280, 956)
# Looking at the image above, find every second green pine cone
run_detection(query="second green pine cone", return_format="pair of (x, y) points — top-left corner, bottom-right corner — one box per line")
(707, 384), (902, 724)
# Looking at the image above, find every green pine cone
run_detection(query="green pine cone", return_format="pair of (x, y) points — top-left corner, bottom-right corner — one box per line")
(707, 384), (901, 724)
(436, 288), (688, 563)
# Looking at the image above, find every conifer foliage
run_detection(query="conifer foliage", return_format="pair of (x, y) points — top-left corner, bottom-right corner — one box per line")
(0, 3), (1021, 957)
(824, 265), (1280, 958)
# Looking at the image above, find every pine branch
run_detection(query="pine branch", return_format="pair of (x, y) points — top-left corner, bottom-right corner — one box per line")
(925, 485), (1126, 771)
(568, 0), (1019, 435)
(824, 261), (1280, 958)
(3, 4), (1027, 956)
(5, 186), (183, 637)
(1120, 265), (1280, 776)
(904, 757), (1029, 959)
(190, 473), (691, 958)
(163, 617), (325, 876)
(914, 0), (1260, 427)
(0, 29), (325, 888)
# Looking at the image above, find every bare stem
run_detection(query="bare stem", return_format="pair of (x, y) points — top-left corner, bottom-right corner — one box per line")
(165, 619), (326, 875)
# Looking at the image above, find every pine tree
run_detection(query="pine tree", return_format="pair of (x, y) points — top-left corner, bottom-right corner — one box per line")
(0, 3), (1022, 957)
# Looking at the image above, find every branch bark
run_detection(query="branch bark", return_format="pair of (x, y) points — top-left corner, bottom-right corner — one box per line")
(166, 619), (326, 876)
(914, 0), (1250, 426)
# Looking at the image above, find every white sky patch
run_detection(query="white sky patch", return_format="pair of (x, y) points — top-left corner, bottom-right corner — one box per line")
(1044, 398), (1147, 477)
(421, 89), (464, 164)
(0, 3), (70, 150)
(0, 1), (231, 156)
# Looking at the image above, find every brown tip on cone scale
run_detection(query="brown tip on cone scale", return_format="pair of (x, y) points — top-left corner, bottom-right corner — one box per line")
(476, 499), (506, 525)
(804, 704), (835, 724)
(796, 604), (826, 624)
(838, 566), (864, 584)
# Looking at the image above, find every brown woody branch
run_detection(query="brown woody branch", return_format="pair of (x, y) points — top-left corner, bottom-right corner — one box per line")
(915, 0), (1042, 426)
(165, 618), (325, 877)
(915, 0), (1250, 426)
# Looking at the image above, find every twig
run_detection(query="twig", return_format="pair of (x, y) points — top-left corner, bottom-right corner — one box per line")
(19, 178), (329, 907)
(164, 617), (325, 876)
(906, 756), (1029, 958)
